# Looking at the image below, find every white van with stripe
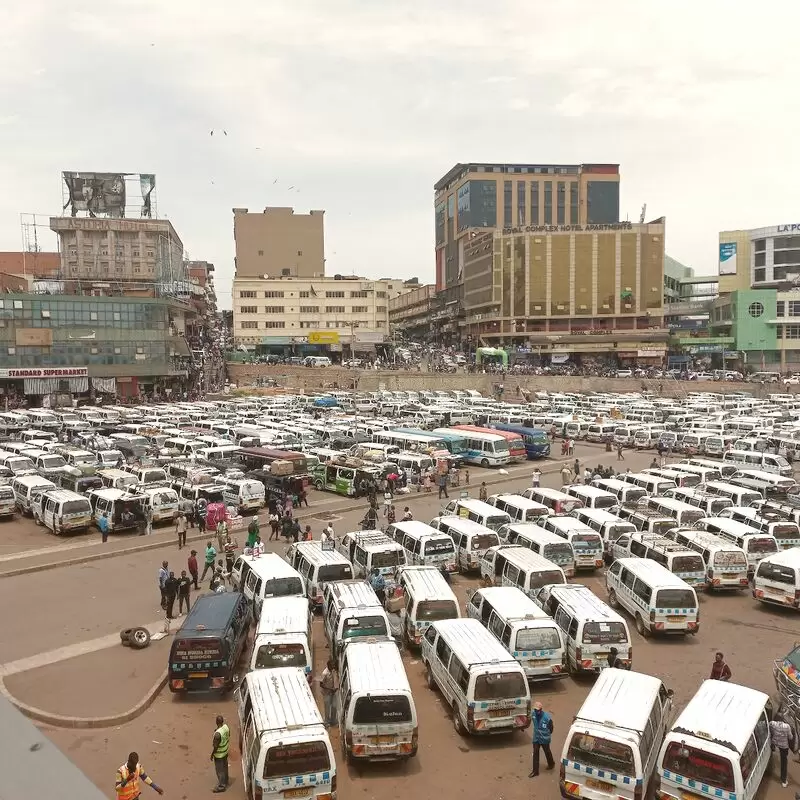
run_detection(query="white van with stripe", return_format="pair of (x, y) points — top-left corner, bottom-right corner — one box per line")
(665, 529), (749, 590)
(752, 548), (800, 609)
(606, 557), (699, 637)
(498, 523), (576, 577)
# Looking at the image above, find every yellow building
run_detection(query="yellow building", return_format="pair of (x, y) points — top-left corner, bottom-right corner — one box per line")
(233, 207), (325, 279)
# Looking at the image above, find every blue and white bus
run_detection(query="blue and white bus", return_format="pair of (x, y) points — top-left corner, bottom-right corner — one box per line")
(489, 424), (550, 460)
(432, 427), (510, 468)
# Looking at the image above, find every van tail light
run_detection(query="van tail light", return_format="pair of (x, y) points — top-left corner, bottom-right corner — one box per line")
(627, 648), (633, 664)
(795, 589), (800, 600)
(467, 705), (474, 728)
(649, 609), (655, 622)
(633, 783), (643, 800)
(253, 788), (263, 800)
(575, 646), (582, 663)
(331, 774), (336, 794)
(345, 731), (353, 747)
(411, 726), (418, 749)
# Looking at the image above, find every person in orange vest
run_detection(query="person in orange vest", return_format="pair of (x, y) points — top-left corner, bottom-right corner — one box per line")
(115, 752), (164, 799)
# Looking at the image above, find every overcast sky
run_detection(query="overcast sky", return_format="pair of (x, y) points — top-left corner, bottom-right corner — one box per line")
(2, 1), (800, 308)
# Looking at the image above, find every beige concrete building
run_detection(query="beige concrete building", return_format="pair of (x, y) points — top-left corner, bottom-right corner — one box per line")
(50, 216), (185, 284)
(233, 207), (325, 279)
(233, 275), (408, 349)
(389, 284), (435, 338)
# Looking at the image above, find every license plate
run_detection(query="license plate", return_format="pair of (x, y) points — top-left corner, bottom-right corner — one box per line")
(586, 778), (613, 791)
(283, 790), (311, 799)
(189, 672), (208, 679)
(667, 615), (684, 622)
(723, 573), (737, 578)
(529, 659), (549, 666)
(488, 708), (511, 718)
(375, 735), (396, 744)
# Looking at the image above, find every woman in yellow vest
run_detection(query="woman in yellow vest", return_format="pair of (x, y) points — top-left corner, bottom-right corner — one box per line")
(210, 714), (230, 793)
(115, 752), (164, 799)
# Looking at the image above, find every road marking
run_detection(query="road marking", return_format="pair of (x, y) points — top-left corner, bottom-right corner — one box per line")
(0, 619), (168, 678)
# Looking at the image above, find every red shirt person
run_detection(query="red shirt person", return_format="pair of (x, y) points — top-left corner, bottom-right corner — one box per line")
(710, 651), (731, 681)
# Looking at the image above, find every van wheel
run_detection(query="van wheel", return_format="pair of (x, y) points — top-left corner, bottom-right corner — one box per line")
(129, 627), (151, 649)
(481, 459), (489, 468)
(608, 589), (619, 608)
(425, 665), (436, 691)
(636, 615), (649, 638)
(452, 703), (467, 736)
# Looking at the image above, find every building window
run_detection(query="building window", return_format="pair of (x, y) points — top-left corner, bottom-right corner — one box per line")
(544, 181), (552, 225)
(789, 301), (800, 317)
(258, 250), (264, 256)
(754, 268), (766, 283)
(531, 182), (539, 224)
(325, 291), (345, 298)
(376, 321), (385, 328)
(297, 250), (303, 256)
(503, 180), (512, 227)
(755, 239), (766, 252)
(350, 291), (368, 298)
(263, 306), (284, 314)
(376, 306), (386, 313)
(239, 290), (257, 298)
(570, 183), (578, 223)
(240, 321), (259, 329)
(556, 181), (565, 225)
(264, 291), (285, 298)
(754, 251), (766, 267)
(300, 306), (320, 313)
(748, 302), (764, 318)
(299, 321), (320, 328)
(263, 321), (285, 329)
(777, 301), (785, 316)
(352, 305), (368, 313)
(517, 181), (526, 226)
(376, 291), (387, 298)
(299, 291), (310, 298)
(325, 305), (345, 313)
(240, 305), (258, 314)
(785, 325), (800, 339)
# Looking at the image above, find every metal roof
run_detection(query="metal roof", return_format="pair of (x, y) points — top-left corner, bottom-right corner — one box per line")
(575, 668), (664, 734)
(430, 618), (519, 667)
(244, 668), (325, 735)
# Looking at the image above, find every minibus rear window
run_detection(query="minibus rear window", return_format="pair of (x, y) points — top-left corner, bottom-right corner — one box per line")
(773, 524), (800, 540)
(531, 570), (566, 590)
(471, 533), (499, 551)
(544, 543), (574, 562)
(594, 496), (617, 509)
(254, 643), (307, 669)
(757, 562), (796, 585)
(423, 539), (455, 555)
(264, 741), (331, 779)
(62, 500), (90, 515)
(474, 671), (527, 701)
(712, 551), (746, 569)
(317, 564), (353, 582)
(570, 534), (600, 549)
(263, 577), (304, 598)
(748, 537), (779, 555)
(485, 515), (511, 531)
(173, 638), (222, 661)
(672, 555), (704, 573)
(624, 488), (646, 502)
(656, 589), (696, 609)
(709, 499), (732, 514)
(516, 627), (561, 652)
(662, 742), (734, 792)
(353, 695), (412, 724)
(341, 616), (388, 640)
(416, 600), (458, 621)
(568, 733), (635, 777)
(371, 550), (403, 568)
(582, 622), (627, 645)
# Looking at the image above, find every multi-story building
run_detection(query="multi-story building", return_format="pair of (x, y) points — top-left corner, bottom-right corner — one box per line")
(233, 207), (325, 279)
(388, 284), (435, 340)
(233, 275), (407, 358)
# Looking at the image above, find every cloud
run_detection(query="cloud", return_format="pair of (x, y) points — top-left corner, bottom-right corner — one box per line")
(1, 0), (800, 300)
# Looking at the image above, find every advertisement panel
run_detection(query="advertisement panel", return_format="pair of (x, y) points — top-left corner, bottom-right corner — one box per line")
(0, 367), (88, 379)
(308, 331), (340, 345)
(719, 242), (738, 275)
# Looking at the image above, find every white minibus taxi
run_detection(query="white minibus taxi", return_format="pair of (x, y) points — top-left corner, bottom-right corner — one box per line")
(465, 586), (567, 682)
(592, 478), (647, 506)
(486, 493), (549, 524)
(499, 523), (576, 577)
(645, 497), (704, 528)
(335, 530), (405, 578)
(612, 532), (707, 589)
(540, 516), (604, 571)
(666, 529), (749, 590)
(642, 467), (702, 489)
(386, 520), (457, 573)
(534, 583), (632, 674)
(521, 487), (584, 515)
(607, 557), (699, 636)
(249, 596), (313, 680)
(752, 548), (800, 609)
(338, 638), (417, 762)
(322, 580), (390, 659)
(695, 517), (778, 576)
(232, 553), (306, 616)
(285, 541), (354, 610)
(656, 680), (771, 800)
(236, 668), (336, 800)
(397, 565), (460, 646)
(679, 457), (736, 479)
(440, 498), (513, 532)
(479, 545), (567, 597)
(571, 508), (636, 563)
(719, 505), (800, 551)
(723, 448), (792, 477)
(564, 484), (619, 512)
(561, 668), (674, 800)
(662, 487), (733, 516)
(429, 516), (499, 573)
(421, 618), (531, 736)
(703, 481), (763, 508)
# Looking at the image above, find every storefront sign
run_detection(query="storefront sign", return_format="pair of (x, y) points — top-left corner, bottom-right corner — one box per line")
(0, 367), (89, 379)
(501, 222), (634, 235)
(308, 331), (340, 345)
(777, 224), (800, 233)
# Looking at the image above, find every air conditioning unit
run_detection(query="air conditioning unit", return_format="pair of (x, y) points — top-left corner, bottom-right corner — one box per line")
(624, 303), (632, 310)
(579, 304), (588, 310)
(602, 304), (610, 310)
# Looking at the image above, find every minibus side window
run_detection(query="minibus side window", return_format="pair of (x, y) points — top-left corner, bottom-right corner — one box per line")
(449, 656), (469, 693)
(436, 638), (452, 668)
(740, 735), (759, 783)
(632, 578), (652, 605)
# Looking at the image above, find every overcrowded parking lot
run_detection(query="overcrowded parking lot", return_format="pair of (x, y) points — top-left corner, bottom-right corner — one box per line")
(1, 387), (799, 799)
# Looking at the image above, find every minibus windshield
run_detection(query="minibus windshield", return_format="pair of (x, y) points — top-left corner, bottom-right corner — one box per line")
(254, 643), (306, 669)
(773, 524), (800, 540)
(264, 741), (331, 779)
(353, 695), (412, 724)
(662, 742), (734, 793)
(263, 577), (304, 598)
(624, 488), (646, 502)
(471, 533), (499, 551)
(515, 627), (561, 652)
(474, 671), (527, 701)
(655, 589), (697, 608)
(652, 520), (677, 536)
(582, 622), (627, 644)
(568, 733), (635, 777)
(317, 564), (353, 582)
(417, 600), (458, 621)
(594, 496), (617, 509)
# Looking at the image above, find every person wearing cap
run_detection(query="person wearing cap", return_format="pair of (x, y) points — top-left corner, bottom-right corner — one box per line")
(529, 701), (555, 777)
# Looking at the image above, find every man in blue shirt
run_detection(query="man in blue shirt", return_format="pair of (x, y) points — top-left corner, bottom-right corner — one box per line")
(529, 701), (555, 778)
(369, 568), (386, 605)
(99, 512), (110, 543)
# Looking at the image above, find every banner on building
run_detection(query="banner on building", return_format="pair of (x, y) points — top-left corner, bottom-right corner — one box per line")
(308, 331), (340, 345)
(24, 377), (89, 395)
(15, 329), (53, 347)
(719, 242), (737, 275)
(0, 367), (88, 379)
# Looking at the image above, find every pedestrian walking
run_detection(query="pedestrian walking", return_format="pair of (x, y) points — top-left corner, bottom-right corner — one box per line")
(188, 549), (199, 590)
(268, 511), (280, 541)
(177, 570), (192, 615)
(568, 438), (575, 456)
(437, 472), (449, 499)
(710, 651), (732, 681)
(215, 518), (228, 553)
(320, 658), (339, 728)
(369, 567), (386, 605)
(210, 714), (230, 793)
(299, 487), (309, 507)
(196, 502), (206, 534)
(158, 560), (169, 609)
(560, 464), (572, 486)
(246, 516), (259, 549)
(302, 524), (312, 541)
(529, 701), (555, 777)
(573, 458), (580, 480)
(223, 534), (238, 574)
(144, 506), (153, 537)
(531, 468), (541, 488)
(769, 714), (796, 787)
(479, 482), (488, 501)
(99, 511), (110, 543)
(115, 752), (163, 799)
(584, 466), (591, 484)
(384, 503), (396, 528)
(617, 444), (625, 461)
(200, 541), (217, 581)
(164, 571), (178, 619)
(175, 511), (187, 549)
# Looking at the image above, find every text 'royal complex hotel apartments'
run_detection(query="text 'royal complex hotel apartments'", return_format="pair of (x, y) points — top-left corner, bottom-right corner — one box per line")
(433, 163), (667, 364)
